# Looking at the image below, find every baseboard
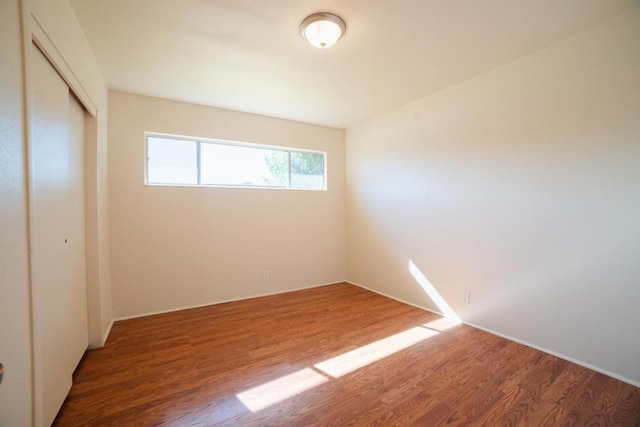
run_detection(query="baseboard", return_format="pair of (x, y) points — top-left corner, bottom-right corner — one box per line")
(346, 280), (445, 318)
(464, 320), (640, 388)
(112, 280), (347, 322)
(345, 280), (640, 388)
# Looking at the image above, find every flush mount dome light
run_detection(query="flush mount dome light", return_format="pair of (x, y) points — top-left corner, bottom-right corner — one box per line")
(300, 12), (346, 49)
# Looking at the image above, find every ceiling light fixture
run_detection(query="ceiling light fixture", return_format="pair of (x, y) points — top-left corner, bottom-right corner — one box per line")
(300, 12), (346, 49)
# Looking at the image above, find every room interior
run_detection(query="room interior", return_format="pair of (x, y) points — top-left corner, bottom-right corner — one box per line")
(1, 0), (639, 425)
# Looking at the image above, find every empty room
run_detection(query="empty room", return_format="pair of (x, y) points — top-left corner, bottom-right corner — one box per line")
(1, 0), (639, 425)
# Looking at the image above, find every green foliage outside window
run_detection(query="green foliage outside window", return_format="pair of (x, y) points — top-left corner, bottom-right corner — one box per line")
(263, 151), (324, 186)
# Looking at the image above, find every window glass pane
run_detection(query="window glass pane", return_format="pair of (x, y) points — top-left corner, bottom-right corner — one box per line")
(145, 134), (326, 190)
(200, 143), (288, 187)
(290, 151), (325, 190)
(147, 137), (197, 184)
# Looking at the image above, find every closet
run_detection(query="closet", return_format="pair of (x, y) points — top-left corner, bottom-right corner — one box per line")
(30, 43), (89, 426)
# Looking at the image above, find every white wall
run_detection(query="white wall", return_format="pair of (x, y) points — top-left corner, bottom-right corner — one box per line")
(108, 91), (346, 318)
(0, 1), (32, 424)
(346, 9), (640, 385)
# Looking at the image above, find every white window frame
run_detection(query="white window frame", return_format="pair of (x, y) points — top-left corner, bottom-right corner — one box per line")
(144, 132), (327, 191)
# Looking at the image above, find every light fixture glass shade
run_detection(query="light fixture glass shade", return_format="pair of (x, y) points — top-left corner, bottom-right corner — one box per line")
(300, 13), (346, 49)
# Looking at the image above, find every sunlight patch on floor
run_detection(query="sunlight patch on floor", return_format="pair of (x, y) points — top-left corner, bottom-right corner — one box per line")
(236, 368), (329, 412)
(314, 326), (438, 378)
(236, 274), (457, 413)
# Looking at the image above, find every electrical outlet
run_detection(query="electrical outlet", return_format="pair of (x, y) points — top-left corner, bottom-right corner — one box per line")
(462, 291), (471, 305)
(263, 271), (270, 282)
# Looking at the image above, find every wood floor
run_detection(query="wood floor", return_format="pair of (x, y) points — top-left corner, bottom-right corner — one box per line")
(55, 283), (640, 426)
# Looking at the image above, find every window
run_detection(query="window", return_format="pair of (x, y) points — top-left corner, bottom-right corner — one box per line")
(145, 134), (326, 190)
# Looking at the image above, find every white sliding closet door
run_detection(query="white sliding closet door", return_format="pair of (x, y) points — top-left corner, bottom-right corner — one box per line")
(30, 43), (89, 427)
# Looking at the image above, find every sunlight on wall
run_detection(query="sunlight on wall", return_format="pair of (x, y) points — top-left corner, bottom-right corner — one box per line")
(314, 326), (438, 378)
(236, 368), (329, 412)
(408, 260), (459, 320)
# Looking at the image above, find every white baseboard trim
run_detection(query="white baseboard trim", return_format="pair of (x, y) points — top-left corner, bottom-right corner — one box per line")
(345, 280), (640, 388)
(88, 319), (114, 349)
(464, 320), (640, 388)
(112, 280), (347, 322)
(346, 280), (444, 317)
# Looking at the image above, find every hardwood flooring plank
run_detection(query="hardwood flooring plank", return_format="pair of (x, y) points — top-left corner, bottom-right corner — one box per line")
(54, 283), (640, 426)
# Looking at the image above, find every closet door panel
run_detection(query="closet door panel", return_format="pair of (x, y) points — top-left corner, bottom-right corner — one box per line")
(65, 94), (89, 375)
(30, 43), (89, 427)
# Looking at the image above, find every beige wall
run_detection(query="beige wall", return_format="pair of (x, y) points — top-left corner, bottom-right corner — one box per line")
(346, 9), (640, 385)
(108, 91), (346, 318)
(0, 0), (32, 424)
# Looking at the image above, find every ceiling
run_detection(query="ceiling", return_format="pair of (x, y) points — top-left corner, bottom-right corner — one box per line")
(70, 0), (635, 128)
